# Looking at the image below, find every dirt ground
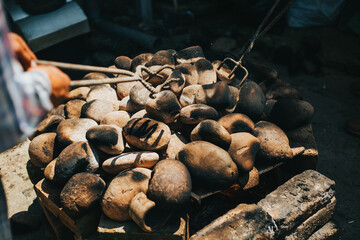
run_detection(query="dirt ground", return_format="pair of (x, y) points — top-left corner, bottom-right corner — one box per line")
(1, 1), (360, 239)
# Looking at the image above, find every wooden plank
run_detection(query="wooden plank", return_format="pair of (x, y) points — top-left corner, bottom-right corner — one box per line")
(98, 214), (188, 240)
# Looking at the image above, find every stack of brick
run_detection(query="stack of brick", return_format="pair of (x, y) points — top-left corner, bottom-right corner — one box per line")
(190, 170), (339, 240)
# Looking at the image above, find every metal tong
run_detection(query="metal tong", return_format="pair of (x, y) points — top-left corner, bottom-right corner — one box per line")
(217, 0), (296, 87)
(35, 60), (175, 95)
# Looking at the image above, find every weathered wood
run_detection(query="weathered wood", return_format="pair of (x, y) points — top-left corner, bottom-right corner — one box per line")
(307, 221), (341, 240)
(98, 214), (188, 240)
(257, 170), (335, 237)
(284, 197), (336, 240)
(190, 204), (277, 240)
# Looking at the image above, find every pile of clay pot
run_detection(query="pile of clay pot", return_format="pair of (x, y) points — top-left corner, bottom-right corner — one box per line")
(28, 46), (314, 233)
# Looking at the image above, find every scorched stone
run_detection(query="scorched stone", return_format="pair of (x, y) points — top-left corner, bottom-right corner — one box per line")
(86, 84), (118, 102)
(28, 132), (59, 168)
(177, 141), (238, 189)
(64, 99), (86, 119)
(81, 99), (119, 123)
(218, 113), (255, 134)
(179, 104), (219, 125)
(253, 121), (293, 162)
(123, 118), (171, 151)
(100, 110), (131, 128)
(236, 81), (265, 120)
(48, 141), (99, 186)
(102, 151), (159, 175)
(228, 132), (260, 172)
(56, 118), (97, 146)
(101, 168), (151, 221)
(86, 125), (125, 155)
(145, 90), (181, 124)
(190, 120), (231, 150)
(60, 172), (106, 218)
(148, 159), (192, 208)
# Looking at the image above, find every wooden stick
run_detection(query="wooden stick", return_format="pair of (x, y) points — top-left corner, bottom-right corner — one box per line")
(70, 77), (141, 87)
(35, 60), (135, 76)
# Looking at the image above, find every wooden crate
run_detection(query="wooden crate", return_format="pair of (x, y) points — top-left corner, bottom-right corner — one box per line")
(34, 179), (101, 240)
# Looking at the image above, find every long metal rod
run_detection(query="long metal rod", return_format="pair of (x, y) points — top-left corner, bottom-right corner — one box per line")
(35, 60), (135, 76)
(70, 77), (140, 87)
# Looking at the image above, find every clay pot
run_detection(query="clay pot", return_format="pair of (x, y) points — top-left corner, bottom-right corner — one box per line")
(175, 46), (205, 64)
(65, 99), (86, 119)
(56, 118), (97, 146)
(179, 104), (219, 125)
(86, 84), (118, 103)
(190, 120), (231, 150)
(68, 87), (90, 101)
(100, 111), (131, 128)
(147, 159), (192, 208)
(101, 168), (152, 221)
(145, 90), (181, 124)
(218, 113), (255, 134)
(86, 125), (125, 155)
(129, 192), (171, 232)
(28, 133), (59, 168)
(123, 118), (171, 151)
(236, 81), (265, 120)
(60, 173), (106, 218)
(228, 133), (260, 172)
(102, 151), (159, 175)
(177, 141), (238, 189)
(81, 99), (119, 123)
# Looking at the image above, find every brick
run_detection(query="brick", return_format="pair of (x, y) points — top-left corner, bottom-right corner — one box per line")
(307, 221), (341, 240)
(284, 197), (336, 240)
(190, 204), (277, 240)
(257, 170), (335, 236)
